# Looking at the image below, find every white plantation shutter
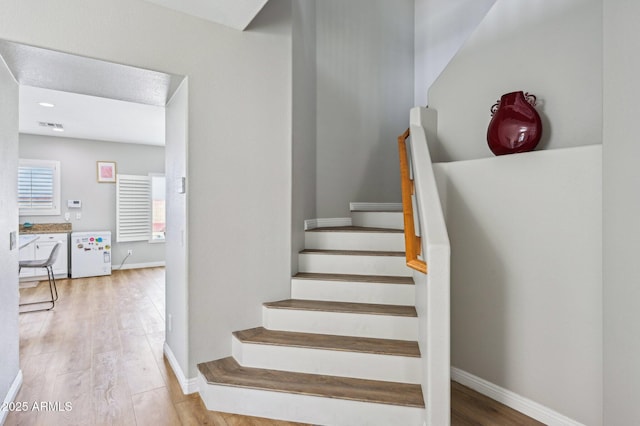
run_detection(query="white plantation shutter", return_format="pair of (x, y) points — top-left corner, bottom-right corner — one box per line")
(18, 159), (60, 215)
(116, 174), (151, 242)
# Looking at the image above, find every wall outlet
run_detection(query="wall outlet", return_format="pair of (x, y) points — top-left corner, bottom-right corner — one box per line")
(127, 249), (133, 255)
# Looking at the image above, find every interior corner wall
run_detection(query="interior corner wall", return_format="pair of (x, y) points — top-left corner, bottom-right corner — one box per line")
(291, 0), (316, 274)
(603, 0), (640, 423)
(413, 0), (496, 107)
(435, 146), (602, 425)
(315, 0), (414, 218)
(0, 54), (19, 413)
(0, 0), (293, 378)
(18, 134), (165, 267)
(427, 0), (602, 163)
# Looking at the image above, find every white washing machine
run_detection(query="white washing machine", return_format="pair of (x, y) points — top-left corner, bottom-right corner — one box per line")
(70, 231), (112, 278)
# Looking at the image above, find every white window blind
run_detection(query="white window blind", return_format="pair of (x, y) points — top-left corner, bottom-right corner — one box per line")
(18, 159), (61, 216)
(116, 174), (151, 242)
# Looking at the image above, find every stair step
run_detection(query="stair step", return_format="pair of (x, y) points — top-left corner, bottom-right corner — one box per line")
(300, 249), (404, 256)
(198, 357), (425, 408)
(233, 327), (420, 357)
(351, 211), (404, 230)
(292, 273), (415, 305)
(293, 272), (414, 285)
(263, 299), (417, 317)
(307, 226), (403, 233)
(299, 249), (410, 277)
(305, 226), (405, 251)
(232, 327), (422, 383)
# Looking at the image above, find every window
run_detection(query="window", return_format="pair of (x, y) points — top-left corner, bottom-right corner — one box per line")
(116, 174), (165, 243)
(150, 174), (166, 242)
(18, 159), (61, 216)
(116, 174), (151, 242)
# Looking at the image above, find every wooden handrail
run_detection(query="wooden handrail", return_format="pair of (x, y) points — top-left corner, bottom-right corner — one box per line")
(398, 128), (427, 274)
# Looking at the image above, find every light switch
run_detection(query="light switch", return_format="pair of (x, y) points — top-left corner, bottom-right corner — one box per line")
(76, 212), (82, 220)
(64, 212), (70, 221)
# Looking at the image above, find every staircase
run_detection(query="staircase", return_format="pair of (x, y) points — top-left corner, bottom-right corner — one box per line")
(197, 208), (425, 425)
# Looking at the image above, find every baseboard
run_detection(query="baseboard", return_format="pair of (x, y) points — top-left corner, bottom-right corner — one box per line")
(304, 218), (352, 231)
(1, 370), (23, 425)
(349, 202), (402, 212)
(451, 367), (585, 426)
(163, 342), (198, 395)
(117, 261), (166, 271)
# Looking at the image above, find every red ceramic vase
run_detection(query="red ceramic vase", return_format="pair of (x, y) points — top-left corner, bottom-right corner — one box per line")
(486, 91), (542, 156)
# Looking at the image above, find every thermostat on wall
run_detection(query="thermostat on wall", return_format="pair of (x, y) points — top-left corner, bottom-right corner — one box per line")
(67, 200), (82, 208)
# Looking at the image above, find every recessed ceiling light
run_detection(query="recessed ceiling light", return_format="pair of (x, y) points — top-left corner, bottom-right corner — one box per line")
(38, 102), (55, 108)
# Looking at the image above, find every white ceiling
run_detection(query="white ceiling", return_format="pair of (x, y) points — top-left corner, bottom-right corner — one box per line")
(142, 0), (269, 30)
(20, 86), (165, 146)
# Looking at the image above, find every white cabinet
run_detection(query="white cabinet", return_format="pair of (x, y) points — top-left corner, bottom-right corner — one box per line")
(19, 233), (69, 280)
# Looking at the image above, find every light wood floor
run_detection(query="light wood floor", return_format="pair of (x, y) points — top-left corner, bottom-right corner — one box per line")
(8, 268), (542, 426)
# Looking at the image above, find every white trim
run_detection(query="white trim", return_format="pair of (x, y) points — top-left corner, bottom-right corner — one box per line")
(117, 261), (166, 270)
(451, 367), (585, 426)
(349, 202), (402, 212)
(1, 370), (23, 425)
(304, 218), (352, 231)
(163, 342), (198, 395)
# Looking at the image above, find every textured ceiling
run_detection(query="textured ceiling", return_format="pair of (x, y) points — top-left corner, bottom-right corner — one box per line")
(0, 40), (183, 107)
(142, 0), (269, 30)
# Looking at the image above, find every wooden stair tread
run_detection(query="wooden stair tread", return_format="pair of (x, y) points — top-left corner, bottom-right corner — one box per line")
(306, 226), (403, 234)
(263, 299), (417, 317)
(198, 357), (425, 408)
(233, 327), (420, 357)
(350, 210), (402, 213)
(300, 249), (405, 257)
(293, 272), (414, 285)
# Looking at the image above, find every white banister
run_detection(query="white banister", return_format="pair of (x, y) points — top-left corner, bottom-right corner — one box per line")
(408, 106), (451, 426)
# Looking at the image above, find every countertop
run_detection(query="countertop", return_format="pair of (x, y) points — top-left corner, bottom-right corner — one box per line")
(19, 223), (72, 234)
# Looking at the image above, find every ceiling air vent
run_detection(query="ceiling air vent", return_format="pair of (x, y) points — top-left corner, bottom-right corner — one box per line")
(38, 122), (64, 132)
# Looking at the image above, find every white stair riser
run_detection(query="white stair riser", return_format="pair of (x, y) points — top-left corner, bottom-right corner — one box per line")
(232, 337), (421, 384)
(299, 253), (410, 277)
(305, 231), (405, 251)
(351, 211), (404, 230)
(198, 375), (425, 426)
(291, 279), (415, 306)
(263, 307), (418, 341)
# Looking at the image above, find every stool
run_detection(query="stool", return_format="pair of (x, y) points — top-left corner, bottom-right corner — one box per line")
(19, 241), (62, 313)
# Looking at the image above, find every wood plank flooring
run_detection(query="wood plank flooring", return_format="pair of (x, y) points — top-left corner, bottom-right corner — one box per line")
(306, 226), (403, 233)
(198, 357), (425, 408)
(300, 249), (405, 257)
(8, 267), (543, 425)
(263, 299), (417, 317)
(293, 272), (415, 285)
(233, 327), (421, 357)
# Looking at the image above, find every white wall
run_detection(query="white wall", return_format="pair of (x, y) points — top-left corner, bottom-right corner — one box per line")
(164, 79), (189, 376)
(19, 134), (165, 267)
(315, 0), (414, 217)
(291, 0), (316, 273)
(0, 52), (19, 418)
(603, 0), (640, 424)
(428, 0), (602, 163)
(413, 0), (495, 106)
(0, 0), (293, 378)
(434, 146), (602, 425)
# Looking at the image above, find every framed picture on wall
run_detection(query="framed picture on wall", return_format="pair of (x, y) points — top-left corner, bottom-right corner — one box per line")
(97, 161), (117, 183)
